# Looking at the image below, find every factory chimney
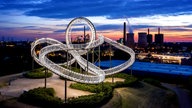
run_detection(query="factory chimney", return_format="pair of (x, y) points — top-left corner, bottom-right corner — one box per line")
(147, 28), (153, 44)
(123, 22), (126, 45)
(148, 28), (150, 35)
(84, 25), (86, 43)
(158, 27), (160, 34)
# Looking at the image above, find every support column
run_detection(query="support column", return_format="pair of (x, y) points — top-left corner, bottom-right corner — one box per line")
(99, 46), (100, 68)
(32, 57), (34, 70)
(87, 49), (89, 74)
(44, 67), (47, 88)
(84, 25), (86, 43)
(92, 48), (94, 63)
(99, 46), (104, 91)
(64, 50), (68, 103)
(64, 78), (67, 103)
(44, 41), (47, 88)
(130, 65), (133, 76)
(110, 44), (114, 83)
(69, 54), (71, 70)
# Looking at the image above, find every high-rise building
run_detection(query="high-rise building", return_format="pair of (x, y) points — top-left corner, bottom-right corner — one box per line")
(138, 32), (147, 47)
(127, 33), (135, 49)
(147, 28), (153, 44)
(155, 28), (164, 44)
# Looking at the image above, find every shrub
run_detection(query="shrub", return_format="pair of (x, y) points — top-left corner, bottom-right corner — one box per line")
(107, 73), (132, 79)
(20, 73), (138, 108)
(19, 87), (63, 108)
(67, 92), (106, 107)
(143, 78), (161, 87)
(68, 73), (138, 107)
(23, 68), (52, 79)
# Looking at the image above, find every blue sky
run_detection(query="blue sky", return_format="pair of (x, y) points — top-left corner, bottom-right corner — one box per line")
(0, 0), (192, 42)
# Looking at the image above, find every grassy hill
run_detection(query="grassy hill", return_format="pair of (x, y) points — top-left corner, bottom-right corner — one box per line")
(101, 82), (178, 108)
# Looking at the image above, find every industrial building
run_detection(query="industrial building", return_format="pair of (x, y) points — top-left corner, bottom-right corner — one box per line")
(147, 28), (153, 44)
(138, 32), (148, 47)
(127, 33), (135, 49)
(155, 28), (164, 44)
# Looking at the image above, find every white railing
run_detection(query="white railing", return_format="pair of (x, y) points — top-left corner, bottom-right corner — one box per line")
(31, 17), (135, 84)
(31, 36), (135, 84)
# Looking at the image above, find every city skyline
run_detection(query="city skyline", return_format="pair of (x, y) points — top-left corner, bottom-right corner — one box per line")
(0, 0), (192, 42)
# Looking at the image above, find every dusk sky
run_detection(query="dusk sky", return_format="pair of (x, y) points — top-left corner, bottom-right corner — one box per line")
(0, 0), (192, 42)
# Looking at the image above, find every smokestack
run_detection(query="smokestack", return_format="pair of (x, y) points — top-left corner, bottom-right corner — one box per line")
(158, 27), (160, 34)
(123, 22), (126, 45)
(148, 28), (150, 35)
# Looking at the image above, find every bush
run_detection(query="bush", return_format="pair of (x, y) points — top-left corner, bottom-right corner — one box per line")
(107, 73), (132, 79)
(68, 73), (138, 107)
(23, 68), (52, 79)
(143, 78), (161, 87)
(67, 92), (107, 107)
(19, 87), (63, 108)
(70, 83), (105, 93)
(20, 73), (138, 108)
(114, 76), (138, 88)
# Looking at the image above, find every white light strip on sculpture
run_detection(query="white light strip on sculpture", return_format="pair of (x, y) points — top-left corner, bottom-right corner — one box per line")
(31, 17), (135, 84)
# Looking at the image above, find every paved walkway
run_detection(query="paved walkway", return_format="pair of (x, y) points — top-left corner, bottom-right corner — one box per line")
(0, 74), (93, 99)
(0, 73), (124, 99)
(0, 72), (26, 84)
(162, 83), (192, 108)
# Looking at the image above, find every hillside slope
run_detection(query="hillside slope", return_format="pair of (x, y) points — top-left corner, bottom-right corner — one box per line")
(102, 82), (178, 108)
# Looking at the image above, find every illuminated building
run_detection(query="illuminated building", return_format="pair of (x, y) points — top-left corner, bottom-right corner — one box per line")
(137, 53), (190, 65)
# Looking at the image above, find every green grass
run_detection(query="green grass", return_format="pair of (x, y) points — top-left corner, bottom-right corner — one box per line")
(102, 82), (179, 108)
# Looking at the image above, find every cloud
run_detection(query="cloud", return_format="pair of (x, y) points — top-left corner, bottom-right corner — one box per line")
(163, 26), (192, 32)
(2, 0), (52, 5)
(1, 0), (192, 27)
(27, 0), (192, 19)
(53, 29), (65, 33)
(186, 24), (192, 28)
(55, 24), (66, 26)
(130, 13), (192, 26)
(22, 26), (52, 30)
(1, 0), (192, 19)
(0, 0), (192, 42)
(96, 25), (122, 31)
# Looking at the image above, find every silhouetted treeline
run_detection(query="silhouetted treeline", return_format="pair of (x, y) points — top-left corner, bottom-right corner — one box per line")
(0, 42), (39, 76)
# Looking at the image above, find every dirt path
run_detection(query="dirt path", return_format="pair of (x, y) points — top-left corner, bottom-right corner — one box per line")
(161, 83), (192, 108)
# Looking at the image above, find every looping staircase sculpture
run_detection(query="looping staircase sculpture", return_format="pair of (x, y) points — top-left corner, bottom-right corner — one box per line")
(31, 17), (135, 84)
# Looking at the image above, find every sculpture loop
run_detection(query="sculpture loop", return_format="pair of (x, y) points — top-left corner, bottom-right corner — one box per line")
(31, 17), (135, 84)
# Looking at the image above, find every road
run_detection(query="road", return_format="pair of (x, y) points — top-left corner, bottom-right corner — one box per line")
(162, 83), (192, 108)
